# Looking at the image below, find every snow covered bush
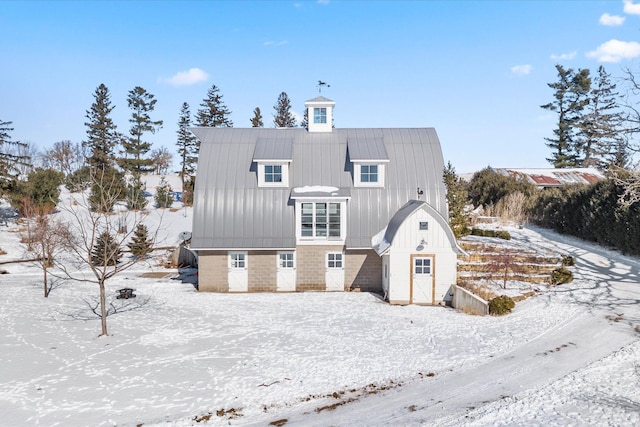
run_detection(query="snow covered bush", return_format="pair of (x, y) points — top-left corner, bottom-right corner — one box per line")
(488, 295), (515, 316)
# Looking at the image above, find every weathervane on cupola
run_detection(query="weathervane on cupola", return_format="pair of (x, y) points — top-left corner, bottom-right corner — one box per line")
(317, 80), (330, 93)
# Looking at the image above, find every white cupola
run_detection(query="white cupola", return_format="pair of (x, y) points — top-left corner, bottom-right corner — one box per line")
(305, 96), (335, 133)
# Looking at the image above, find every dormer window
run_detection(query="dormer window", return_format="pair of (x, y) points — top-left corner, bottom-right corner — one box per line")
(291, 186), (351, 245)
(253, 138), (293, 188)
(258, 162), (289, 187)
(360, 164), (379, 183)
(264, 165), (282, 183)
(314, 108), (327, 124)
(348, 137), (389, 188)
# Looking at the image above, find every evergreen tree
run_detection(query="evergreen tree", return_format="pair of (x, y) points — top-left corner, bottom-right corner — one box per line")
(578, 66), (626, 170)
(91, 231), (122, 266)
(176, 102), (198, 192)
(273, 92), (297, 127)
(195, 84), (233, 128)
(119, 86), (163, 175)
(125, 173), (148, 211)
(89, 167), (125, 212)
(250, 107), (264, 127)
(541, 65), (591, 168)
(154, 176), (174, 208)
(301, 109), (309, 129)
(443, 162), (470, 238)
(84, 84), (119, 170)
(0, 119), (29, 194)
(128, 223), (152, 258)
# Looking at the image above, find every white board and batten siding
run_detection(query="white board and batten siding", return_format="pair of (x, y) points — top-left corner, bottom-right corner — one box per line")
(386, 206), (457, 305)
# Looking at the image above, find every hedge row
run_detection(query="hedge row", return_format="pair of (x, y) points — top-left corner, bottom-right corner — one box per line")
(529, 180), (640, 256)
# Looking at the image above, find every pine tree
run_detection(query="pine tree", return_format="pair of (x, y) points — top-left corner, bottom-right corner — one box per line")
(91, 231), (122, 266)
(301, 109), (309, 129)
(250, 107), (264, 127)
(125, 173), (148, 211)
(84, 84), (119, 170)
(89, 166), (125, 212)
(577, 66), (626, 170)
(273, 92), (297, 127)
(154, 176), (174, 208)
(443, 162), (470, 238)
(195, 84), (233, 128)
(128, 223), (152, 258)
(0, 119), (29, 194)
(119, 86), (163, 175)
(541, 65), (591, 168)
(176, 102), (198, 192)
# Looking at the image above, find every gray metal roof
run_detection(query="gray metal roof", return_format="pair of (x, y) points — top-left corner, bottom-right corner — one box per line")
(347, 137), (389, 162)
(253, 137), (293, 161)
(190, 127), (448, 250)
(306, 96), (334, 103)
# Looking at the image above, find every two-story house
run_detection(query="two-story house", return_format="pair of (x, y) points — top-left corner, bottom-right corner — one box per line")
(190, 96), (461, 305)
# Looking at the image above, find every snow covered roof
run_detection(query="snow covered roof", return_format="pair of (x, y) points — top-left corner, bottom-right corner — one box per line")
(495, 168), (605, 188)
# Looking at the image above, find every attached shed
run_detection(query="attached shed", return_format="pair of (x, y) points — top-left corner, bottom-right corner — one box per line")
(373, 200), (462, 305)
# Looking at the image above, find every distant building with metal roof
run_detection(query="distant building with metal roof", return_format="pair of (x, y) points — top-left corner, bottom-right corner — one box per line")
(190, 96), (460, 304)
(494, 167), (605, 188)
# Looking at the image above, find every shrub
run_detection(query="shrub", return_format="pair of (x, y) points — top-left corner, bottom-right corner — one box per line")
(551, 267), (573, 285)
(561, 255), (575, 266)
(65, 166), (92, 192)
(470, 228), (511, 240)
(488, 295), (515, 316)
(155, 177), (174, 208)
(468, 167), (535, 208)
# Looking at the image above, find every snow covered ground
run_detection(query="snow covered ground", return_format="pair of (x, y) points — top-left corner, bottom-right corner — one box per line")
(0, 196), (639, 426)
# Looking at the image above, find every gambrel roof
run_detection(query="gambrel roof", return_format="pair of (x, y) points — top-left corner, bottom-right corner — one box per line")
(190, 127), (447, 250)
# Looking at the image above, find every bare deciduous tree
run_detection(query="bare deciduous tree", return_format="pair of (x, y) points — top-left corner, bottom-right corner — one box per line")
(42, 140), (83, 176)
(612, 166), (640, 208)
(57, 171), (162, 336)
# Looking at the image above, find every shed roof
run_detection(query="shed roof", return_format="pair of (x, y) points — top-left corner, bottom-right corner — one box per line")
(253, 137), (293, 161)
(347, 137), (390, 162)
(190, 127), (447, 250)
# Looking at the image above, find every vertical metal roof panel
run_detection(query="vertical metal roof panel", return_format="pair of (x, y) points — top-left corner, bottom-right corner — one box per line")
(190, 127), (447, 250)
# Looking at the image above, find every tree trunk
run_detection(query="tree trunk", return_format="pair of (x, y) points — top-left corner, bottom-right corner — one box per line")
(43, 265), (49, 298)
(99, 279), (108, 336)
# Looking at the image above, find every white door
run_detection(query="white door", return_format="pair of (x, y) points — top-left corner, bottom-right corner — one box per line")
(411, 255), (433, 304)
(228, 252), (248, 292)
(276, 252), (296, 292)
(325, 252), (345, 291)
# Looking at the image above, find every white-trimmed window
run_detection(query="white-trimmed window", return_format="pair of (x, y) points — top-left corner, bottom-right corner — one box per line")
(300, 202), (342, 239)
(229, 252), (247, 269)
(278, 252), (295, 269)
(314, 107), (327, 124)
(414, 257), (431, 275)
(354, 163), (385, 187)
(257, 162), (289, 187)
(327, 252), (343, 269)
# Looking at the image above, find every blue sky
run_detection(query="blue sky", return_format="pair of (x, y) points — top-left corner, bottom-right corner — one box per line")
(2, 0), (640, 173)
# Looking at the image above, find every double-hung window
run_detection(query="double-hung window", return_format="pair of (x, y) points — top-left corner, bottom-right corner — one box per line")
(301, 202), (341, 238)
